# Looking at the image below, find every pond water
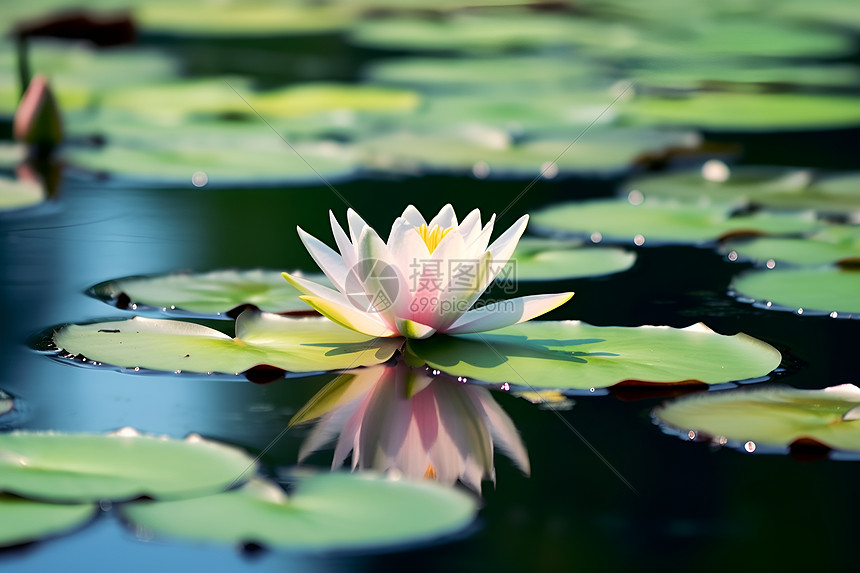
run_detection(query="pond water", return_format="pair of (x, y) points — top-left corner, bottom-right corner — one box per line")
(2, 3), (860, 571)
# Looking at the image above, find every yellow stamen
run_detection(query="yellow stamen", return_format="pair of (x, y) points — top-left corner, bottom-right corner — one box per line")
(424, 464), (437, 480)
(415, 223), (453, 254)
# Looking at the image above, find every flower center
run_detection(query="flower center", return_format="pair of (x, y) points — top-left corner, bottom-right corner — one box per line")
(415, 224), (453, 254)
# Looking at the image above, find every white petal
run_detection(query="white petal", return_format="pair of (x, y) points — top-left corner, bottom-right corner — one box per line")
(429, 204), (458, 229)
(347, 208), (370, 245)
(488, 214), (529, 264)
(469, 213), (496, 253)
(400, 205), (427, 228)
(466, 385), (530, 476)
(298, 295), (397, 337)
(444, 292), (574, 334)
(394, 318), (437, 339)
(282, 270), (348, 303)
(297, 226), (348, 290)
(357, 226), (412, 322)
(457, 208), (482, 242)
(329, 211), (356, 268)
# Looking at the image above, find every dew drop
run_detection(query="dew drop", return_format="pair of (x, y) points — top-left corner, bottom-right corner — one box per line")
(131, 303), (138, 310)
(191, 171), (209, 187)
(766, 259), (776, 269)
(687, 430), (696, 440)
(501, 383), (511, 391)
(633, 234), (645, 246)
(796, 308), (804, 315)
(702, 159), (730, 182)
(727, 251), (738, 262)
(590, 232), (602, 243)
(174, 370), (182, 374)
(112, 426), (140, 437)
(431, 369), (440, 376)
(744, 441), (756, 453)
(717, 436), (728, 446)
(186, 433), (203, 443)
(589, 387), (595, 393)
(627, 189), (644, 205)
(765, 301), (772, 308)
(133, 366), (140, 372)
(830, 311), (838, 318)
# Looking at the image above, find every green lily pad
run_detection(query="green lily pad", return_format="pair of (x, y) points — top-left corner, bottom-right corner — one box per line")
(122, 472), (477, 550)
(504, 238), (636, 281)
(722, 225), (860, 266)
(731, 267), (860, 316)
(0, 430), (256, 503)
(0, 495), (95, 548)
(0, 174), (43, 211)
(52, 311), (401, 375)
(90, 269), (329, 316)
(531, 199), (819, 246)
(654, 384), (860, 453)
(405, 322), (780, 391)
(359, 129), (698, 178)
(625, 91), (860, 131)
(625, 166), (860, 215)
(364, 55), (609, 92)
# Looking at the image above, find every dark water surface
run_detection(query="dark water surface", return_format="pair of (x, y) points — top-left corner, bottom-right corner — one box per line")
(2, 165), (859, 570)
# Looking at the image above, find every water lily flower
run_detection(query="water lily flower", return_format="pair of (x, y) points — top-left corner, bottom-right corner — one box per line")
(292, 364), (530, 491)
(283, 205), (573, 339)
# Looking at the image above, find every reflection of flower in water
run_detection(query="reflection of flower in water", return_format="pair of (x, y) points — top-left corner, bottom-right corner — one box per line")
(292, 364), (529, 491)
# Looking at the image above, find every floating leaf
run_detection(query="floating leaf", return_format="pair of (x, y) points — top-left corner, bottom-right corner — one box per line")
(0, 496), (95, 548)
(405, 322), (780, 391)
(0, 430), (256, 503)
(531, 199), (818, 246)
(359, 129), (698, 178)
(731, 267), (860, 316)
(504, 238), (636, 281)
(625, 92), (860, 131)
(722, 225), (860, 266)
(122, 472), (477, 551)
(90, 269), (329, 316)
(0, 174), (43, 212)
(654, 384), (860, 453)
(625, 166), (860, 215)
(52, 312), (401, 375)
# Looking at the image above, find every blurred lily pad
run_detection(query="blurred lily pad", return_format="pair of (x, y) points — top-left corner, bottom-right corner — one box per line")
(722, 225), (860, 266)
(0, 174), (43, 211)
(731, 267), (860, 316)
(531, 199), (819, 246)
(405, 322), (780, 391)
(626, 166), (860, 215)
(625, 92), (860, 131)
(0, 495), (95, 548)
(90, 269), (329, 316)
(654, 384), (860, 453)
(122, 472), (477, 550)
(504, 238), (636, 281)
(52, 311), (401, 375)
(359, 129), (698, 178)
(0, 430), (256, 503)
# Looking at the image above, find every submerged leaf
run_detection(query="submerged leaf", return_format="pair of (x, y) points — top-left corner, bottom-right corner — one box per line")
(0, 495), (95, 548)
(122, 472), (477, 551)
(406, 321), (780, 391)
(0, 431), (256, 503)
(654, 384), (860, 453)
(51, 312), (400, 375)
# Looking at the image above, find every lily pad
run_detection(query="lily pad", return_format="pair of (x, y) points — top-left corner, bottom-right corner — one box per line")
(625, 92), (860, 131)
(0, 495), (95, 548)
(51, 311), (401, 375)
(625, 166), (860, 215)
(654, 384), (860, 453)
(0, 174), (44, 212)
(722, 225), (860, 266)
(504, 238), (636, 281)
(405, 322), (780, 392)
(731, 267), (860, 316)
(359, 129), (699, 178)
(122, 472), (477, 551)
(530, 199), (819, 246)
(90, 269), (329, 316)
(0, 430), (256, 503)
